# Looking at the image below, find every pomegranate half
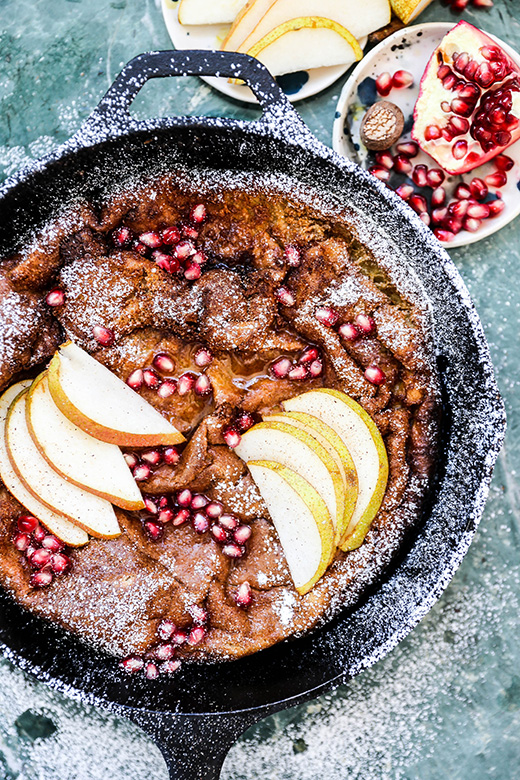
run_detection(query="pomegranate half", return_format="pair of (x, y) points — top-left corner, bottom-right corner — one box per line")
(413, 21), (520, 174)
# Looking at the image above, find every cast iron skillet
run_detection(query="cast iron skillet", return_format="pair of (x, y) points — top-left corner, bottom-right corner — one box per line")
(0, 51), (506, 779)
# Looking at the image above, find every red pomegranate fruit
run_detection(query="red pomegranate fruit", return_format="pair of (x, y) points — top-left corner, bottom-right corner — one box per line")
(413, 21), (520, 174)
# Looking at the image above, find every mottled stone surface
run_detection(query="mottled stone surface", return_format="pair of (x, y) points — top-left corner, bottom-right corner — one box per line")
(0, 0), (519, 778)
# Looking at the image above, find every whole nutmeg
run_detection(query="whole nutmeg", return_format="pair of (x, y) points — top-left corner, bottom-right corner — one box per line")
(360, 101), (404, 151)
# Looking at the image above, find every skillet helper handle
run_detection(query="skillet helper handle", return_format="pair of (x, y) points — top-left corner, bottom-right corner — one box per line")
(78, 49), (310, 142)
(127, 708), (261, 780)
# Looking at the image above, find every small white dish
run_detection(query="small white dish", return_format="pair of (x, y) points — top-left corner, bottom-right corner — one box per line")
(162, 0), (361, 104)
(332, 22), (520, 249)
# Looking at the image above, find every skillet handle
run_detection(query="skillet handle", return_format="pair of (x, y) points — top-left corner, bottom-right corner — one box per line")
(125, 708), (262, 780)
(76, 50), (310, 144)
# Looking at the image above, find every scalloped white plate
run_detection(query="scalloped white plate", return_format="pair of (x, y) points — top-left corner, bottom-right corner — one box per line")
(332, 22), (520, 248)
(162, 0), (364, 104)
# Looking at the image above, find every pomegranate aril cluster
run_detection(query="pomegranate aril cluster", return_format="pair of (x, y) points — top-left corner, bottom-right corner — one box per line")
(445, 0), (493, 14)
(111, 203), (208, 281)
(270, 345), (323, 382)
(13, 515), (72, 588)
(125, 444), (180, 483)
(127, 348), (213, 403)
(376, 70), (414, 97)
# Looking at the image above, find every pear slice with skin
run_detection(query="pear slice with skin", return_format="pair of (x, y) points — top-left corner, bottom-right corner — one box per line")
(283, 389), (388, 551)
(47, 342), (185, 447)
(262, 411), (358, 545)
(234, 420), (346, 541)
(26, 373), (144, 511)
(248, 461), (335, 595)
(6, 390), (120, 539)
(0, 381), (88, 546)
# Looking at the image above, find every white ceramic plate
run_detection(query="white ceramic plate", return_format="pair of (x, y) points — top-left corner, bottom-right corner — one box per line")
(332, 22), (520, 248)
(162, 0), (362, 104)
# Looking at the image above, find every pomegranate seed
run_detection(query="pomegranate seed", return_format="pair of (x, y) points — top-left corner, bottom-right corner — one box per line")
(434, 229), (456, 242)
(395, 141), (419, 157)
(154, 644), (175, 661)
(463, 217), (482, 232)
(30, 568), (53, 588)
(443, 216), (463, 234)
(144, 521), (164, 541)
(133, 463), (151, 481)
(485, 171), (507, 188)
(452, 140), (468, 160)
(222, 543), (244, 558)
(157, 379), (177, 398)
(177, 489), (192, 507)
(172, 509), (190, 526)
(142, 369), (160, 389)
(453, 52), (470, 73)
(412, 165), (428, 187)
(211, 524), (228, 542)
(393, 155), (412, 175)
(369, 166), (390, 182)
(309, 359), (323, 377)
(192, 251), (207, 266)
(419, 212), (431, 227)
(467, 202), (490, 219)
(164, 447), (180, 465)
(159, 496), (169, 508)
(174, 240), (196, 260)
(270, 357), (292, 378)
(488, 199), (505, 216)
(194, 374), (212, 396)
(297, 346), (318, 364)
(161, 659), (182, 675)
(153, 252), (172, 273)
(495, 154), (514, 171)
(220, 514), (239, 531)
(449, 199), (469, 218)
(234, 525), (252, 544)
(432, 207), (448, 226)
(50, 552), (72, 575)
(276, 286), (295, 307)
(141, 449), (163, 466)
(450, 99), (473, 119)
(236, 411), (255, 432)
(144, 661), (159, 680)
(112, 226), (133, 247)
(191, 494), (208, 510)
(33, 525), (46, 544)
(206, 501), (223, 518)
(17, 515), (39, 533)
(395, 184), (414, 201)
(234, 581), (252, 607)
(431, 187), (447, 207)
(354, 313), (375, 334)
(409, 194), (428, 214)
(93, 325), (114, 346)
(13, 532), (31, 552)
(169, 257), (181, 273)
(161, 226), (181, 245)
(177, 372), (196, 395)
(120, 655), (144, 673)
(153, 353), (175, 373)
(475, 62), (494, 88)
(190, 203), (207, 223)
(133, 241), (149, 256)
(375, 71), (392, 96)
(124, 453), (139, 469)
(194, 348), (213, 367)
(192, 513), (209, 533)
(144, 497), (158, 514)
(158, 619), (176, 641)
(182, 225), (199, 240)
(375, 151), (394, 170)
(288, 365), (309, 381)
(364, 365), (386, 385)
(187, 627), (206, 646)
(139, 231), (162, 249)
(425, 125), (442, 141)
(184, 261), (202, 280)
(29, 548), (52, 568)
(392, 69), (413, 89)
(469, 178), (488, 201)
(285, 245), (301, 266)
(426, 169), (445, 187)
(189, 605), (208, 625)
(158, 508), (174, 524)
(126, 369), (144, 390)
(315, 307), (338, 327)
(46, 288), (65, 307)
(25, 545), (37, 560)
(223, 426), (241, 448)
(454, 183), (472, 200)
(41, 535), (64, 553)
(171, 630), (188, 645)
(338, 322), (360, 341)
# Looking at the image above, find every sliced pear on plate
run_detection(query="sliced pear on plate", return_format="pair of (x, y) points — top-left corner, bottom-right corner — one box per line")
(283, 389), (388, 551)
(221, 0), (276, 52)
(0, 381), (88, 546)
(248, 460), (335, 595)
(178, 0), (249, 25)
(26, 373), (145, 511)
(234, 420), (346, 541)
(5, 390), (120, 539)
(47, 342), (185, 447)
(262, 411), (358, 545)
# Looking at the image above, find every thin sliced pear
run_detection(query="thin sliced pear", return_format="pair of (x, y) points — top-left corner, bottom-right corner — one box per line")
(47, 342), (185, 447)
(0, 382), (88, 546)
(248, 460), (335, 595)
(178, 0), (249, 25)
(283, 389), (388, 551)
(26, 374), (144, 511)
(6, 390), (120, 539)
(246, 18), (363, 76)
(234, 420), (345, 539)
(222, 0), (276, 51)
(263, 411), (358, 545)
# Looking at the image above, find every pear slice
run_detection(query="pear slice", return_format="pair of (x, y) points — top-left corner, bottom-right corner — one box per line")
(262, 411), (358, 545)
(234, 420), (345, 540)
(246, 17), (363, 76)
(178, 0), (249, 25)
(26, 374), (145, 511)
(5, 390), (121, 539)
(222, 0), (276, 51)
(248, 460), (335, 594)
(0, 382), (88, 546)
(47, 342), (185, 447)
(283, 389), (388, 551)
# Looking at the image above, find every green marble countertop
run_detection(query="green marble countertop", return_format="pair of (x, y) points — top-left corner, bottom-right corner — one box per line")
(1, 1), (519, 778)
